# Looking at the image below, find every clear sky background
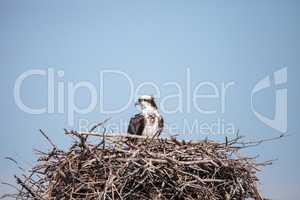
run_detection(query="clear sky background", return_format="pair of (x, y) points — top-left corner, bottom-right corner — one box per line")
(0, 1), (299, 199)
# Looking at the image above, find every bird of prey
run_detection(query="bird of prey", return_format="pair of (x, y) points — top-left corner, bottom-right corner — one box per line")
(127, 95), (164, 138)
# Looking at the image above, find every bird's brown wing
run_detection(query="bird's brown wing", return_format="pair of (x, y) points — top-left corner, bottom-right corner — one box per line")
(127, 114), (145, 135)
(157, 117), (164, 136)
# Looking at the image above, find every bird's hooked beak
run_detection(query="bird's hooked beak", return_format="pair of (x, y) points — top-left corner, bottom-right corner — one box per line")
(134, 101), (140, 107)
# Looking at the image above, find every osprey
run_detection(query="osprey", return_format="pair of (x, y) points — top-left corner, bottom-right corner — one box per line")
(127, 95), (164, 137)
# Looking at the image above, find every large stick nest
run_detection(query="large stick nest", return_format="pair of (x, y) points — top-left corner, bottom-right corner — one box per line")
(2, 128), (273, 200)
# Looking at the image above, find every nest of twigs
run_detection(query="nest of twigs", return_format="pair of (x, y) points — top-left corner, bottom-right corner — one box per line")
(2, 128), (272, 200)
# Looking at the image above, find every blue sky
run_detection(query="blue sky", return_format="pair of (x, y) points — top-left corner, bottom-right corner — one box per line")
(0, 0), (299, 199)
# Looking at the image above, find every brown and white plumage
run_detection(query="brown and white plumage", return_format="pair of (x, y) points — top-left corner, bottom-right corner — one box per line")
(127, 95), (164, 137)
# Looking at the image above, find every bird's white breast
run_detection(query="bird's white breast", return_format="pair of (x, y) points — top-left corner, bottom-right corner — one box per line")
(142, 109), (161, 137)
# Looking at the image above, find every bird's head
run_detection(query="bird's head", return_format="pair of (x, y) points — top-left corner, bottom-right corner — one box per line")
(135, 95), (158, 111)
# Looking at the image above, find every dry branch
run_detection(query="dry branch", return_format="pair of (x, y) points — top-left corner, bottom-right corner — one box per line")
(2, 128), (273, 200)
